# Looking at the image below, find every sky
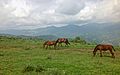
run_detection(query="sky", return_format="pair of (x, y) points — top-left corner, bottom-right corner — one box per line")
(0, 0), (120, 29)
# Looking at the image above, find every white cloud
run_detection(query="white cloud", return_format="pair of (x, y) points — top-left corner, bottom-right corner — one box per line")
(0, 0), (33, 28)
(0, 0), (120, 29)
(9, 0), (32, 17)
(94, 0), (120, 22)
(76, 0), (120, 23)
(55, 0), (85, 15)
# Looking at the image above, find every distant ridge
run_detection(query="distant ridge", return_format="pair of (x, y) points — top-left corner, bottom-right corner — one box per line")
(0, 23), (120, 45)
(0, 34), (58, 40)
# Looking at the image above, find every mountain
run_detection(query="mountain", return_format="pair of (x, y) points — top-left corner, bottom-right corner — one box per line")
(0, 23), (120, 45)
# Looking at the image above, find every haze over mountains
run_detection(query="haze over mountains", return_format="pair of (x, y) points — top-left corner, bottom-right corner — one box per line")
(0, 23), (120, 45)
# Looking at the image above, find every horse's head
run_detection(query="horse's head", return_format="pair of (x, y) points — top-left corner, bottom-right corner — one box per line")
(93, 45), (98, 56)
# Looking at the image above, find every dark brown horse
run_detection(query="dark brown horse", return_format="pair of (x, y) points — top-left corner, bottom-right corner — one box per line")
(93, 44), (115, 58)
(56, 38), (70, 46)
(43, 41), (57, 49)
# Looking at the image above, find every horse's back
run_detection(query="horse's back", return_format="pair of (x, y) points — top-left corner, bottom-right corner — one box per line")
(96, 44), (113, 50)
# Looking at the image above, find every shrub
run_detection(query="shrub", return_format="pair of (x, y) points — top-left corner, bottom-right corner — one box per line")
(71, 36), (87, 44)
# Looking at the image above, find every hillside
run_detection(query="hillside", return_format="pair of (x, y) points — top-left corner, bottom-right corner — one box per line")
(0, 23), (120, 45)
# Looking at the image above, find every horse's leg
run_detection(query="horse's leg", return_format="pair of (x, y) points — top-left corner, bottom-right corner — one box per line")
(65, 42), (68, 47)
(100, 50), (102, 57)
(67, 42), (70, 46)
(64, 42), (66, 47)
(51, 45), (54, 49)
(49, 45), (51, 49)
(109, 49), (115, 58)
(58, 43), (60, 47)
(61, 43), (62, 47)
(54, 44), (56, 49)
(46, 45), (48, 49)
(43, 45), (45, 48)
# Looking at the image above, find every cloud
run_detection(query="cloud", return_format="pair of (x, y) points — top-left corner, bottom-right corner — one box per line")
(0, 0), (120, 29)
(76, 0), (120, 23)
(94, 0), (120, 22)
(55, 0), (85, 15)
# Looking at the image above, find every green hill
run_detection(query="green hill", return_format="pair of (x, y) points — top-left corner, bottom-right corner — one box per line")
(0, 23), (120, 45)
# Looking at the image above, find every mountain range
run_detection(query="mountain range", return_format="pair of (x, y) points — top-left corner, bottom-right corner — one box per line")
(0, 23), (120, 45)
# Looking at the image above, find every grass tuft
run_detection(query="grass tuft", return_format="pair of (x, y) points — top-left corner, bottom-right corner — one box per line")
(35, 65), (46, 72)
(22, 65), (35, 73)
(0, 53), (4, 56)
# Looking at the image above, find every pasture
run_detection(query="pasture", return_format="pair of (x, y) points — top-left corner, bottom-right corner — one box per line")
(0, 37), (120, 75)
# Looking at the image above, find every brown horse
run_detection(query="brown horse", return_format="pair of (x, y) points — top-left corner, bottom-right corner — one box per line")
(56, 38), (70, 47)
(43, 40), (57, 49)
(93, 44), (115, 58)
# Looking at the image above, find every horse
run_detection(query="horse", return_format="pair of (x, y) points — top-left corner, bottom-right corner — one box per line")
(43, 40), (57, 49)
(93, 44), (115, 58)
(56, 38), (70, 47)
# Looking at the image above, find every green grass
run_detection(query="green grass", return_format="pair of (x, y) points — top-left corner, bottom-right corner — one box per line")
(0, 38), (120, 75)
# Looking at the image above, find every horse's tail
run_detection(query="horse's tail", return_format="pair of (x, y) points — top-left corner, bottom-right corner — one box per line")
(112, 46), (116, 51)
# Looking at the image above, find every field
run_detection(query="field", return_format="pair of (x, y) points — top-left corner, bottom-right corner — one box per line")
(0, 37), (120, 75)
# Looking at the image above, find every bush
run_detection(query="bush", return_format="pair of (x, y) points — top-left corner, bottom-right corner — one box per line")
(71, 37), (87, 44)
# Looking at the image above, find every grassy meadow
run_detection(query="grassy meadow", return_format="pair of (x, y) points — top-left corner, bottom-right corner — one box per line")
(0, 36), (120, 75)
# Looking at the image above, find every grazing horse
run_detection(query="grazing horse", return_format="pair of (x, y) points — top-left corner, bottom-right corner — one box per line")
(93, 44), (115, 58)
(56, 38), (70, 46)
(43, 41), (57, 49)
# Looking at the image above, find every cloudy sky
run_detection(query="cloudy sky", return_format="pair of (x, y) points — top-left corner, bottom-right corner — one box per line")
(0, 0), (120, 29)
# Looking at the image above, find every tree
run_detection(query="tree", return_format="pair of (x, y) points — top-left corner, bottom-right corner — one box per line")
(72, 36), (87, 44)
